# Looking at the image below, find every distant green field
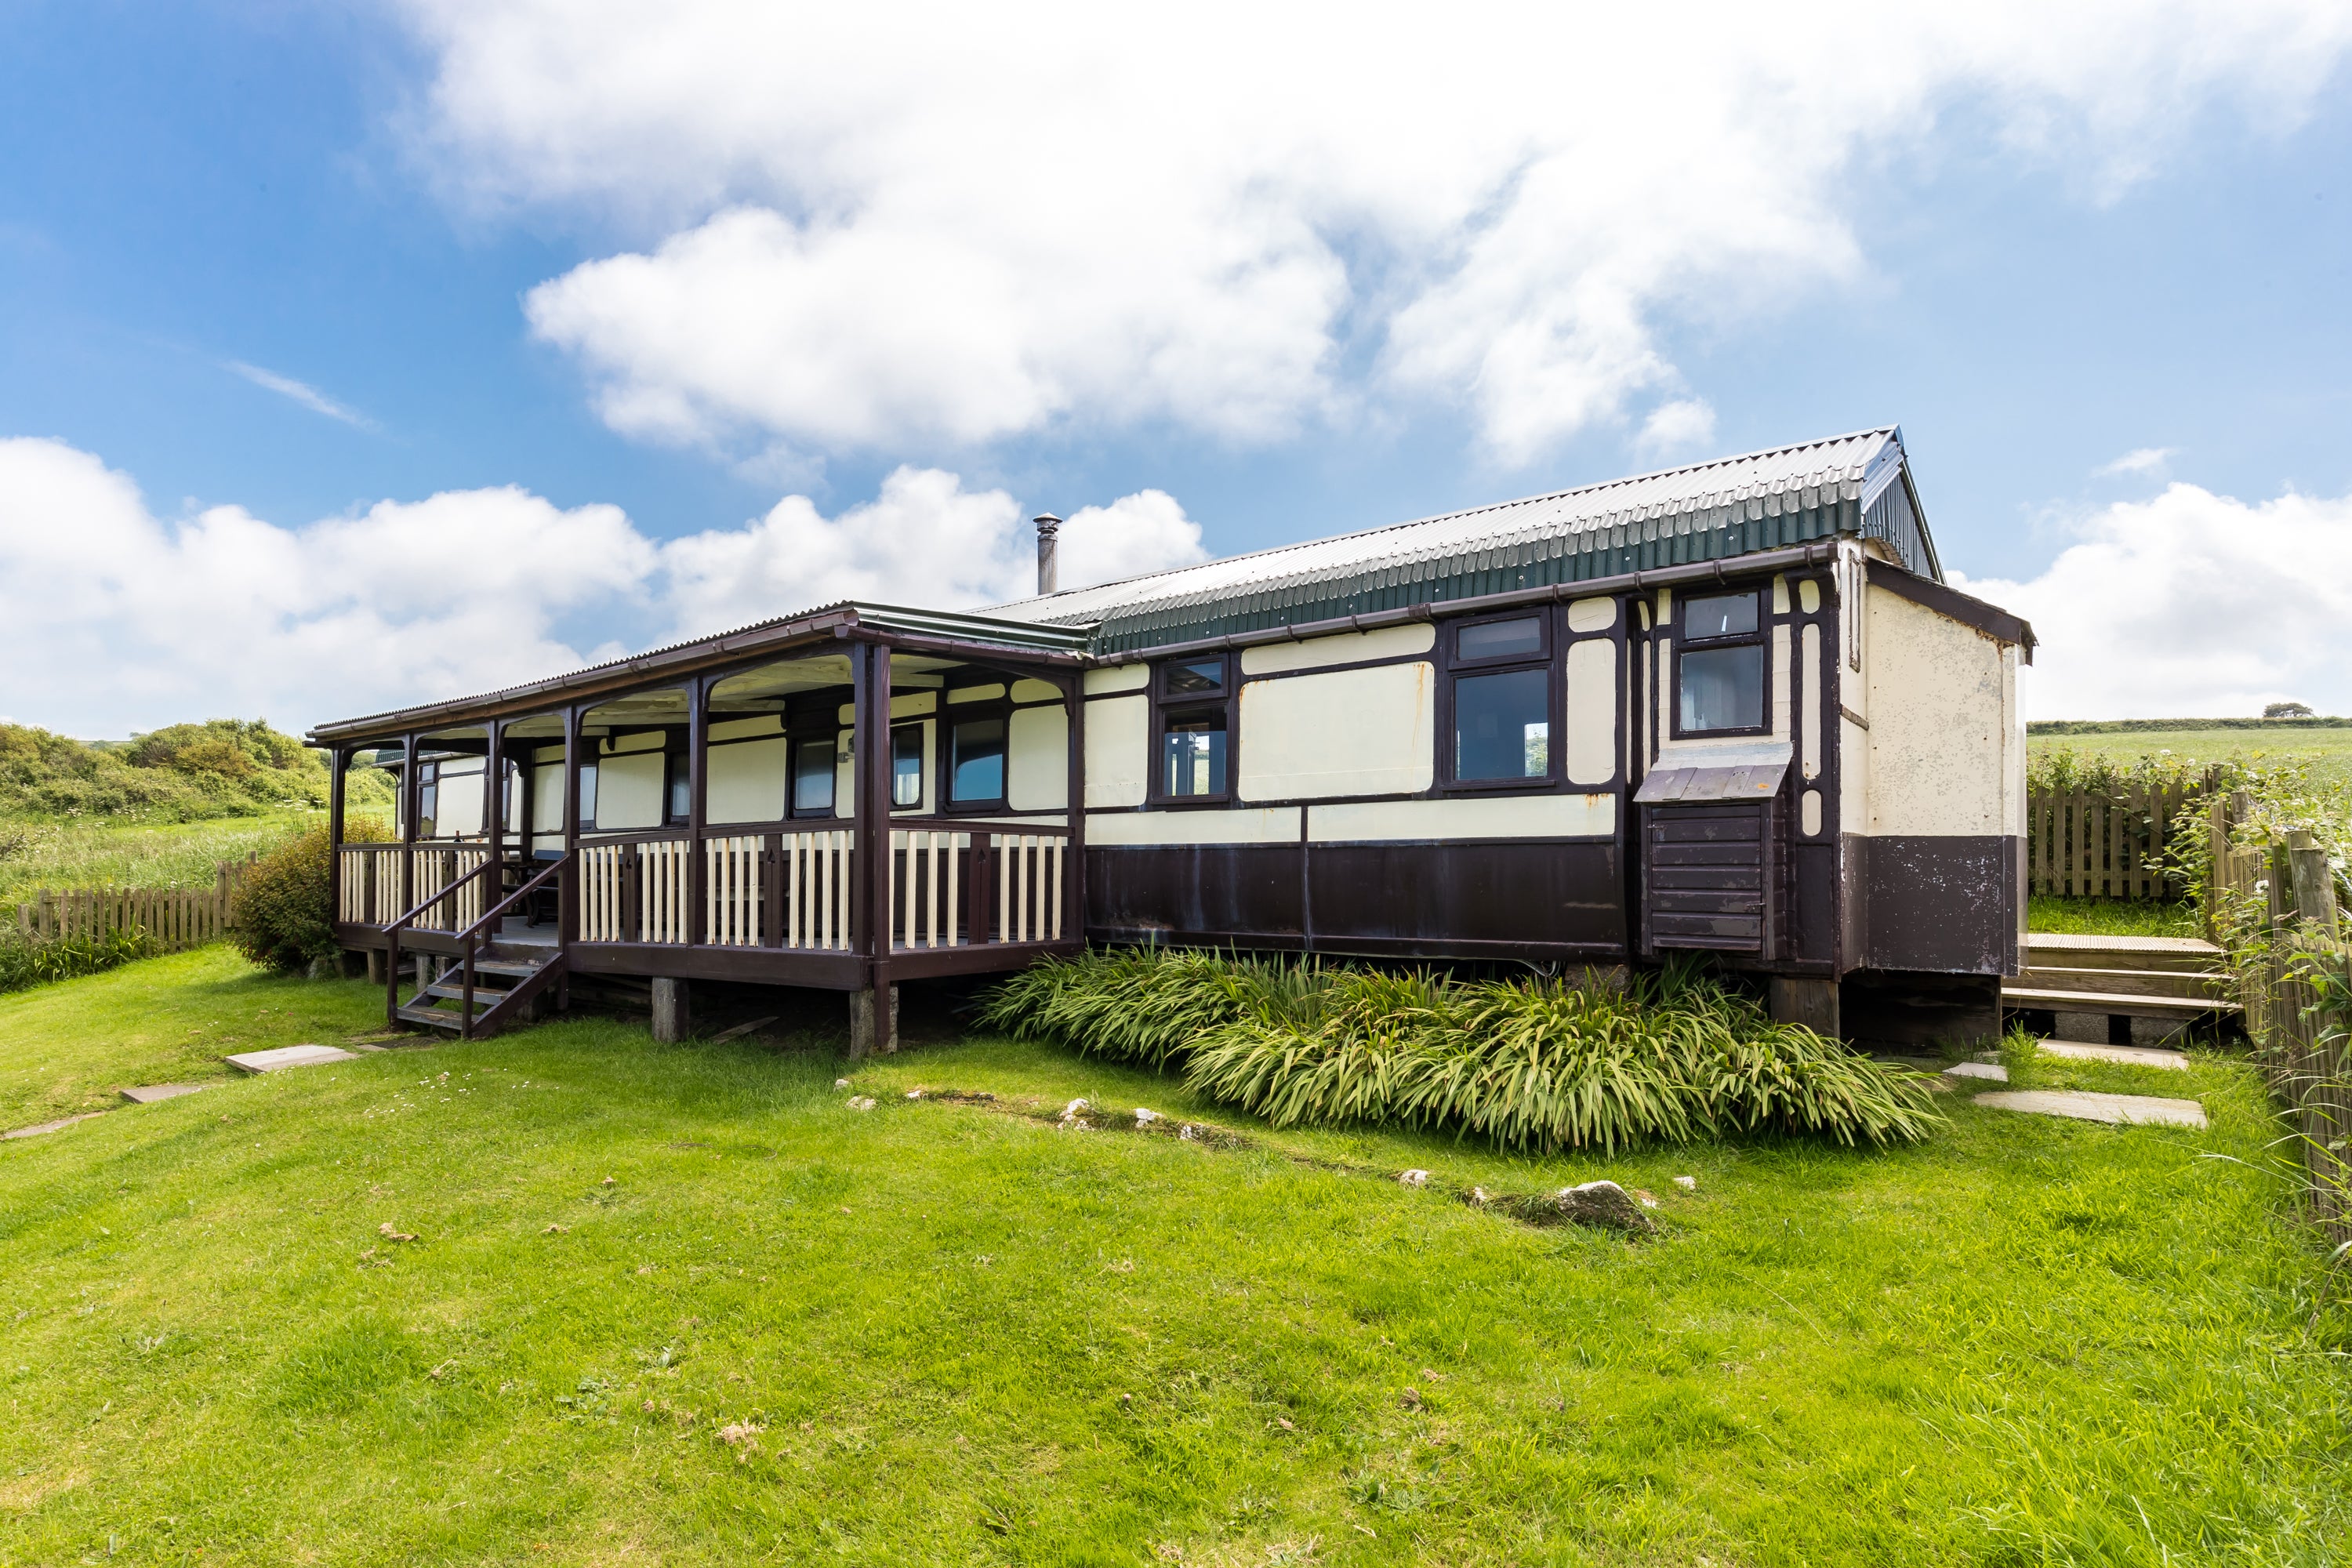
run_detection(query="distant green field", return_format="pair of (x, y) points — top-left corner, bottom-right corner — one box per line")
(0, 813), (318, 906)
(2027, 725), (2352, 791)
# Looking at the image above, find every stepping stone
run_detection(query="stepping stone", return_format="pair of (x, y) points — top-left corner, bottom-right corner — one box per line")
(224, 1044), (358, 1075)
(1973, 1090), (2206, 1129)
(120, 1083), (214, 1105)
(2036, 1040), (2189, 1070)
(1945, 1061), (2009, 1083)
(4, 1112), (105, 1141)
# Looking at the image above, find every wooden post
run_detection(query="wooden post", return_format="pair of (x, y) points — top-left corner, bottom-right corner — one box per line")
(687, 674), (709, 948)
(1065, 670), (1086, 946)
(850, 638), (896, 1056)
(2287, 829), (2340, 943)
(485, 720), (506, 903)
(562, 705), (584, 951)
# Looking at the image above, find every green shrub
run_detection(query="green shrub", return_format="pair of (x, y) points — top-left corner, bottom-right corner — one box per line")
(230, 820), (386, 974)
(984, 949), (1944, 1153)
(0, 926), (153, 995)
(0, 717), (393, 825)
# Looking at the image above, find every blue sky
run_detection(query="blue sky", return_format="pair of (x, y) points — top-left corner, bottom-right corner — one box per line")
(5, 2), (2351, 733)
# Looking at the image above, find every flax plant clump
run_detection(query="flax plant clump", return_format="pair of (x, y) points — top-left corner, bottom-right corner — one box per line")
(979, 949), (1942, 1153)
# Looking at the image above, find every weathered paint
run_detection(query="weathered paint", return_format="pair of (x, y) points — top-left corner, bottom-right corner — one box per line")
(1083, 664), (1149, 695)
(1007, 704), (1069, 811)
(706, 737), (789, 824)
(1082, 695), (1149, 807)
(1308, 792), (1613, 843)
(1772, 574), (1789, 615)
(1088, 807), (1302, 846)
(1563, 638), (1616, 786)
(1565, 596), (1617, 633)
(1865, 585), (2007, 836)
(1239, 622), (1434, 676)
(1237, 662), (1435, 801)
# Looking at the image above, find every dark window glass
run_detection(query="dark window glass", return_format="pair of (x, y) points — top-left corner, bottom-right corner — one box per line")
(949, 718), (1007, 803)
(579, 764), (599, 828)
(791, 739), (835, 815)
(1458, 615), (1543, 662)
(1161, 715), (1227, 797)
(1454, 668), (1550, 781)
(1163, 659), (1224, 695)
(416, 763), (437, 837)
(1679, 645), (1765, 731)
(667, 760), (691, 823)
(1684, 592), (1758, 640)
(891, 723), (925, 808)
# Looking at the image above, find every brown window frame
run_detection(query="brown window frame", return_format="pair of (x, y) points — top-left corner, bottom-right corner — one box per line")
(1439, 609), (1560, 793)
(1670, 587), (1771, 741)
(1149, 652), (1235, 807)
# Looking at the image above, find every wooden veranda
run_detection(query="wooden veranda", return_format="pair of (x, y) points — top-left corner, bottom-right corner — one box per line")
(310, 605), (1091, 1051)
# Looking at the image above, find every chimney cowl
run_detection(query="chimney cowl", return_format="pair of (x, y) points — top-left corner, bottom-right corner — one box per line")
(1033, 513), (1062, 596)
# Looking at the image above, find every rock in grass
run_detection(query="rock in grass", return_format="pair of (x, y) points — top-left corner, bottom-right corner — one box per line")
(1672, 1174), (1697, 1190)
(1557, 1180), (1653, 1232)
(1134, 1107), (1160, 1125)
(1399, 1169), (1430, 1187)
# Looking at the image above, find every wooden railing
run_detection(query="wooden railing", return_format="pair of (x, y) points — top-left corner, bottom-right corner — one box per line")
(2026, 777), (2213, 900)
(338, 844), (490, 931)
(568, 821), (1070, 953)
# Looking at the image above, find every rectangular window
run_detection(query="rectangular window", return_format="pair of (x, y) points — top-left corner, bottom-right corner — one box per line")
(791, 738), (836, 815)
(1162, 716), (1227, 797)
(666, 756), (691, 824)
(416, 763), (438, 838)
(1454, 667), (1550, 781)
(579, 764), (599, 829)
(1162, 659), (1225, 696)
(891, 722), (925, 808)
(1457, 614), (1544, 663)
(1677, 589), (1766, 735)
(949, 717), (1007, 804)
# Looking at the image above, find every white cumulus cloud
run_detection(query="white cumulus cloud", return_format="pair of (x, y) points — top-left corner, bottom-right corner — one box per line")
(399, 0), (2352, 466)
(0, 438), (1203, 736)
(1955, 483), (2352, 720)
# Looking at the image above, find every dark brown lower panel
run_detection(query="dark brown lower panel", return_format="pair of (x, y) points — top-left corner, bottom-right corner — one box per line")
(887, 940), (1082, 980)
(569, 943), (867, 989)
(1857, 833), (2022, 976)
(1085, 926), (1626, 964)
(1088, 844), (1304, 939)
(1841, 969), (2002, 1047)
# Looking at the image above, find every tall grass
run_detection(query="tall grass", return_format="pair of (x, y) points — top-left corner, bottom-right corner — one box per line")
(981, 949), (1943, 1152)
(0, 927), (153, 996)
(0, 812), (321, 905)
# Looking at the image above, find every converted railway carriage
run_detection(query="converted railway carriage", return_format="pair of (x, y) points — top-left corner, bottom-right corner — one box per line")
(311, 427), (2031, 1051)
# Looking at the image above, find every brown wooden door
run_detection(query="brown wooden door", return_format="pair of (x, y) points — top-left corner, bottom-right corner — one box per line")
(1642, 802), (1773, 955)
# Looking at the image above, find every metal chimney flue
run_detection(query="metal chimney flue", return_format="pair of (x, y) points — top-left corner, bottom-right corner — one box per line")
(1033, 514), (1061, 595)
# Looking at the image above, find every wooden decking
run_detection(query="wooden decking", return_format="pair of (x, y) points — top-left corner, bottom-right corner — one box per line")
(2003, 932), (2237, 1041)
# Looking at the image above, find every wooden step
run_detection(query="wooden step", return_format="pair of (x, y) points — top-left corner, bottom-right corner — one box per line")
(396, 1004), (470, 1032)
(2002, 985), (2240, 1018)
(2015, 966), (2230, 1001)
(2024, 933), (2223, 975)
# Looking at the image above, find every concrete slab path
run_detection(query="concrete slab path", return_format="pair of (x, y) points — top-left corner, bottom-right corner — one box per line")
(3, 1112), (106, 1140)
(119, 1083), (215, 1104)
(2036, 1040), (2190, 1070)
(1944, 1061), (2009, 1083)
(225, 1044), (358, 1074)
(1973, 1089), (2207, 1129)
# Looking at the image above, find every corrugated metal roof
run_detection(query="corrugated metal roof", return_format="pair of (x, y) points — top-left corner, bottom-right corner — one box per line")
(992, 427), (1926, 652)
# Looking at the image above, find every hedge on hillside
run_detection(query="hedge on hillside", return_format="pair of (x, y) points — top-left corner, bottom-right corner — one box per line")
(230, 819), (387, 973)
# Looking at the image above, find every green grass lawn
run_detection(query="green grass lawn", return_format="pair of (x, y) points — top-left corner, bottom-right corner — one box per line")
(2027, 895), (2205, 939)
(0, 812), (319, 906)
(2, 953), (2347, 1565)
(2029, 725), (2352, 793)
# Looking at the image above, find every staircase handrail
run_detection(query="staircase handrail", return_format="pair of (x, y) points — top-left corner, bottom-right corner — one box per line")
(452, 853), (572, 1041)
(383, 852), (503, 1029)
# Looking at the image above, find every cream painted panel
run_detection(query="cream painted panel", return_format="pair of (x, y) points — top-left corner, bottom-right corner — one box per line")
(707, 738), (789, 824)
(1653, 636), (1671, 760)
(833, 731), (854, 810)
(1563, 639), (1616, 786)
(1771, 623), (1791, 740)
(1802, 789), (1823, 836)
(1236, 663), (1434, 801)
(1772, 574), (1789, 614)
(710, 716), (782, 742)
(948, 684), (1006, 705)
(1011, 678), (1060, 703)
(597, 751), (666, 829)
(1007, 704), (1069, 811)
(992, 814), (1069, 828)
(602, 732), (664, 756)
(1088, 807), (1299, 846)
(533, 743), (567, 764)
(1310, 793), (1612, 843)
(435, 760), (485, 837)
(1841, 717), (1870, 833)
(1084, 664), (1149, 695)
(1566, 596), (1617, 633)
(1083, 695), (1149, 808)
(1798, 579), (1821, 615)
(2002, 646), (2025, 839)
(1239, 623), (1435, 677)
(1800, 624), (1822, 781)
(835, 692), (937, 724)
(1864, 585), (2009, 837)
(531, 762), (564, 832)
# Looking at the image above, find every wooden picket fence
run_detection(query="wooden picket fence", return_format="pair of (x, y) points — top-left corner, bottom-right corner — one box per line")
(9, 857), (255, 953)
(2205, 792), (2352, 1250)
(2026, 776), (2213, 900)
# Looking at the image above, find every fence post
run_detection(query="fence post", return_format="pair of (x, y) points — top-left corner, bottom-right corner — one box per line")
(2287, 829), (2340, 942)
